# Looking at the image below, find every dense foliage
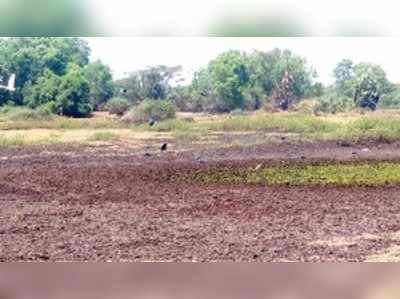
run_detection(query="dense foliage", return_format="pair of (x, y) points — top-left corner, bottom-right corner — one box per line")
(84, 60), (114, 110)
(0, 37), (112, 117)
(106, 97), (130, 115)
(333, 59), (393, 110)
(122, 99), (176, 124)
(1, 38), (399, 118)
(116, 65), (181, 104)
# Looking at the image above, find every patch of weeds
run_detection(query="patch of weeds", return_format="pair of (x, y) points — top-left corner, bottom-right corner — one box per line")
(0, 135), (26, 146)
(88, 131), (121, 142)
(195, 162), (400, 187)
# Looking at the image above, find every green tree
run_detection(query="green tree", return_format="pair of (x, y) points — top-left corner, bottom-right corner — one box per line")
(191, 50), (251, 112)
(0, 37), (90, 103)
(23, 69), (61, 108)
(55, 64), (91, 117)
(117, 65), (181, 104)
(333, 59), (354, 97)
(352, 64), (392, 110)
(84, 60), (114, 110)
(23, 64), (92, 117)
(333, 60), (393, 110)
(249, 48), (315, 100)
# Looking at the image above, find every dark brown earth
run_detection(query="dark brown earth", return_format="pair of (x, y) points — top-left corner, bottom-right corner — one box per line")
(2, 139), (400, 261)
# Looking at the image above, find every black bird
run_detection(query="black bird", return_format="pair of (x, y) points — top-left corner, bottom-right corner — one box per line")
(160, 143), (168, 151)
(148, 118), (155, 127)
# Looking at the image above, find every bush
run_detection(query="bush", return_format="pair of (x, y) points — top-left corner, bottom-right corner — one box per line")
(295, 99), (319, 114)
(380, 87), (400, 108)
(22, 64), (92, 118)
(106, 97), (130, 115)
(0, 106), (53, 121)
(122, 99), (176, 124)
(312, 95), (354, 114)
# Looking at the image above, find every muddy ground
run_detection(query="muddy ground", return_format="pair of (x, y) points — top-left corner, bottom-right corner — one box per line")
(2, 139), (400, 261)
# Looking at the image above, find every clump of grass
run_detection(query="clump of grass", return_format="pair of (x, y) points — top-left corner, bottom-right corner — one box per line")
(195, 162), (400, 187)
(88, 131), (121, 142)
(0, 135), (26, 146)
(0, 115), (125, 130)
(0, 133), (62, 147)
(0, 106), (53, 122)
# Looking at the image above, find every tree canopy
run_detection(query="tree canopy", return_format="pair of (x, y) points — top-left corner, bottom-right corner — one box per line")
(0, 37), (114, 116)
(333, 59), (393, 110)
(116, 65), (182, 104)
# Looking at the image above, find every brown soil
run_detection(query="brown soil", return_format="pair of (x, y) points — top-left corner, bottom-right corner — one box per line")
(1, 139), (400, 261)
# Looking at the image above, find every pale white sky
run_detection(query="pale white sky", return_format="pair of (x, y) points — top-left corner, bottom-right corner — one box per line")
(85, 37), (400, 85)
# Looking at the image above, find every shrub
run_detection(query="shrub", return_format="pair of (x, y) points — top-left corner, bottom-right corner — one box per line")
(295, 99), (318, 114)
(106, 97), (130, 115)
(312, 95), (354, 114)
(23, 64), (92, 118)
(122, 99), (176, 124)
(380, 87), (400, 109)
(0, 106), (53, 121)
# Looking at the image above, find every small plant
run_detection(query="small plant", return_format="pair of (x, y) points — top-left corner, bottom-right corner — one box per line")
(106, 97), (130, 115)
(122, 99), (176, 124)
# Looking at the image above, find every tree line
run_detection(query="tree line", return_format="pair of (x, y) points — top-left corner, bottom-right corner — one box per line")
(0, 37), (398, 118)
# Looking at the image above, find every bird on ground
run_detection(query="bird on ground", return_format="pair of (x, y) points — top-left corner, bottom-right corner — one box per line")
(148, 118), (155, 127)
(161, 143), (168, 151)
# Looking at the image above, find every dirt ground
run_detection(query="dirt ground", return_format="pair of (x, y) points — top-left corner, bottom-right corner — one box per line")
(2, 139), (400, 261)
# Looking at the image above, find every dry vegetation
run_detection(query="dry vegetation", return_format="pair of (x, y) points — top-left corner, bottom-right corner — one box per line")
(2, 109), (400, 148)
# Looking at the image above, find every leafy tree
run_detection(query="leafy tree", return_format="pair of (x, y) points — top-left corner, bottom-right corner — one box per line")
(84, 60), (114, 110)
(249, 49), (315, 100)
(333, 59), (354, 97)
(117, 65), (181, 104)
(23, 64), (91, 117)
(23, 69), (61, 108)
(380, 85), (400, 108)
(0, 37), (90, 103)
(55, 63), (91, 117)
(333, 60), (393, 110)
(190, 50), (251, 112)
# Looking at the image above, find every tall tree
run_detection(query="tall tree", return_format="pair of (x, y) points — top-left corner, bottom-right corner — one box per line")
(84, 60), (114, 110)
(191, 50), (251, 112)
(249, 48), (315, 100)
(333, 59), (354, 97)
(116, 65), (181, 104)
(332, 59), (393, 110)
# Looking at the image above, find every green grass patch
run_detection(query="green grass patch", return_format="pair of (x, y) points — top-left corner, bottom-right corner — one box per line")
(0, 135), (26, 146)
(88, 131), (121, 142)
(0, 133), (62, 147)
(196, 162), (400, 187)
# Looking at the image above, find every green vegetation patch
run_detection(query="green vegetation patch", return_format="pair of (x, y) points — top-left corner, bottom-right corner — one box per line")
(88, 131), (120, 142)
(196, 162), (400, 187)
